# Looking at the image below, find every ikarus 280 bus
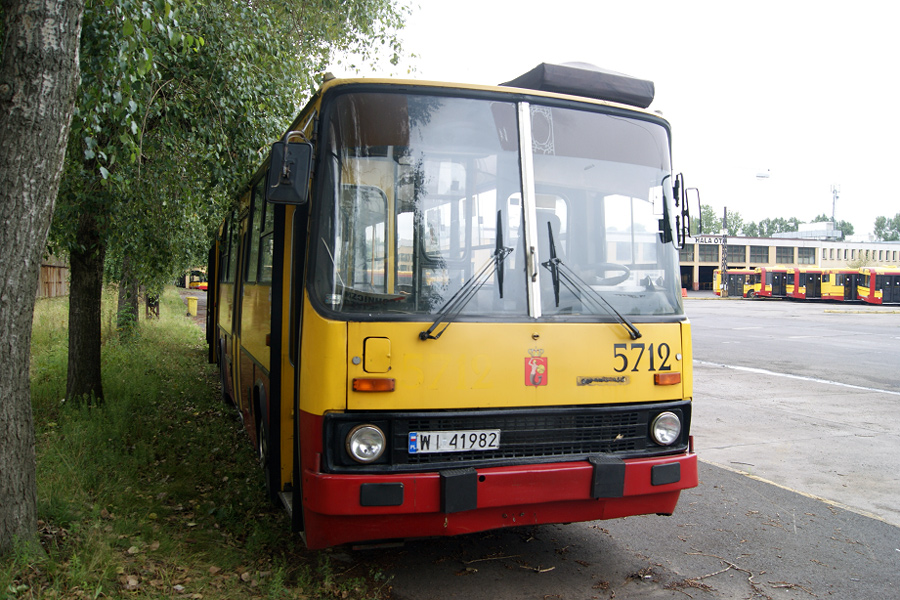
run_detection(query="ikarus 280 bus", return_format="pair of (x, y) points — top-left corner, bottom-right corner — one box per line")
(208, 62), (699, 548)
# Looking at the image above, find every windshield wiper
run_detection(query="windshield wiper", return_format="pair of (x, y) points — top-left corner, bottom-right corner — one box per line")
(420, 211), (512, 341)
(541, 222), (642, 340)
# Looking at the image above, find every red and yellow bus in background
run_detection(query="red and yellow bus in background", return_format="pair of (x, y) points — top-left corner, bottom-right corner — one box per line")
(785, 267), (858, 301)
(713, 268), (757, 297)
(752, 266), (792, 298)
(857, 266), (900, 304)
(207, 64), (698, 548)
(823, 268), (861, 301)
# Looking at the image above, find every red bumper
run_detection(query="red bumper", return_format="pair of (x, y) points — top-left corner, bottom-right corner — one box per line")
(300, 448), (698, 549)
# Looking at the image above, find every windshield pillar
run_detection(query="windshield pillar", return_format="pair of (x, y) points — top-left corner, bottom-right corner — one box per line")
(518, 102), (542, 318)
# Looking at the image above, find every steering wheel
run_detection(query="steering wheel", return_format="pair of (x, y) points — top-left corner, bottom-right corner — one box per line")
(593, 263), (631, 286)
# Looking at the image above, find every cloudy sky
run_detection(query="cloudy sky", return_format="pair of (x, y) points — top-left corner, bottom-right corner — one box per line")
(337, 0), (899, 239)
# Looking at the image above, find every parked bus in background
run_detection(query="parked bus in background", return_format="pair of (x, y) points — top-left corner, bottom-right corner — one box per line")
(752, 265), (792, 298)
(177, 268), (208, 291)
(207, 63), (698, 548)
(858, 266), (900, 304)
(786, 267), (822, 300)
(823, 268), (861, 301)
(713, 268), (757, 298)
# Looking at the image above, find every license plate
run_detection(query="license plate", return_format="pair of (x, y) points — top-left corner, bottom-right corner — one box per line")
(408, 429), (500, 454)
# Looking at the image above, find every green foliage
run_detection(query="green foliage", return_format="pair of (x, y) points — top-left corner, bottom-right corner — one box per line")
(692, 204), (721, 235)
(5, 287), (390, 599)
(873, 213), (900, 242)
(724, 210), (743, 236)
(700, 207), (860, 239)
(741, 216), (800, 238)
(692, 205), (743, 236)
(52, 0), (411, 291)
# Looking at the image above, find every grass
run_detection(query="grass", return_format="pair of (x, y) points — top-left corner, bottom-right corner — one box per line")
(3, 287), (390, 599)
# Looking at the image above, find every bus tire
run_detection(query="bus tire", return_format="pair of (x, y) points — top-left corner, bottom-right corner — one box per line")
(290, 437), (304, 534)
(255, 397), (280, 506)
(218, 345), (234, 408)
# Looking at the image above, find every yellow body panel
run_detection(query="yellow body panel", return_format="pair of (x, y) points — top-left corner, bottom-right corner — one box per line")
(298, 293), (689, 415)
(240, 283), (272, 372)
(680, 321), (693, 400)
(345, 321), (687, 411)
(298, 295), (349, 417)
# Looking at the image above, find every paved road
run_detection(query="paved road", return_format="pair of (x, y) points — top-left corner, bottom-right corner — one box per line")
(356, 462), (898, 599)
(351, 297), (900, 599)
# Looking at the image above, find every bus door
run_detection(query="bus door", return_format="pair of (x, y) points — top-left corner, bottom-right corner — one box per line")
(843, 273), (858, 300)
(726, 273), (744, 297)
(217, 213), (242, 406)
(771, 272), (786, 296)
(233, 212), (251, 419)
(882, 274), (900, 303)
(804, 272), (821, 298)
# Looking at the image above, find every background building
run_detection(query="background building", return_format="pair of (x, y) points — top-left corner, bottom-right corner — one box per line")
(679, 235), (900, 290)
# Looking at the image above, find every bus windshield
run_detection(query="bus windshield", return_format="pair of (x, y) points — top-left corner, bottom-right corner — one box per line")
(312, 90), (683, 320)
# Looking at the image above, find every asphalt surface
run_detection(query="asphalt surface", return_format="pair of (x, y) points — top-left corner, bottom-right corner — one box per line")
(349, 461), (899, 599)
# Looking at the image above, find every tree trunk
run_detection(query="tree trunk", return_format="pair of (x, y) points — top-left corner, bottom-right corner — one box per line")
(116, 253), (140, 337)
(0, 0), (85, 556)
(67, 212), (106, 404)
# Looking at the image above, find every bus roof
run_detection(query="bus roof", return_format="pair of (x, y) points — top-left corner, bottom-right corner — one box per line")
(500, 62), (655, 108)
(312, 63), (658, 115)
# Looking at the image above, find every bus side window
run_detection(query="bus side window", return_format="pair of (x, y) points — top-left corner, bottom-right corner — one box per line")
(246, 182), (265, 283)
(342, 184), (389, 294)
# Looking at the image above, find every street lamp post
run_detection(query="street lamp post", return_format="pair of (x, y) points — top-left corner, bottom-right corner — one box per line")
(721, 206), (728, 297)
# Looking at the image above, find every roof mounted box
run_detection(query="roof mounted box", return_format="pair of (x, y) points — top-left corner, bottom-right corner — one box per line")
(500, 62), (655, 109)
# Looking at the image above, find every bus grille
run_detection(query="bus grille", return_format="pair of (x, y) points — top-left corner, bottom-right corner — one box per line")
(401, 411), (643, 464)
(324, 402), (690, 473)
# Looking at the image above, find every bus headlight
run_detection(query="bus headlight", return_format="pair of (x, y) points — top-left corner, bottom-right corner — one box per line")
(650, 412), (681, 446)
(346, 424), (386, 463)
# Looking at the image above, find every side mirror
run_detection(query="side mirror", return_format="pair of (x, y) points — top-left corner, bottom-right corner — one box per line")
(685, 185), (701, 238)
(266, 139), (313, 205)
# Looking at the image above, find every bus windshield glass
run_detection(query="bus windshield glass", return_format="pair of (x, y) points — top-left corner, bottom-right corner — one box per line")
(312, 90), (683, 320)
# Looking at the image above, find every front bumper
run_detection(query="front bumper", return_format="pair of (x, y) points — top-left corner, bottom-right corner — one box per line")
(300, 443), (698, 548)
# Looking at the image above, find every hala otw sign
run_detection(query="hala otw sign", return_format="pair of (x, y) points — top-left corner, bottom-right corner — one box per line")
(695, 236), (725, 245)
(525, 349), (548, 386)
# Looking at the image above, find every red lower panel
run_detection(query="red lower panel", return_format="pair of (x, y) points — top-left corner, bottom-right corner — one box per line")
(299, 451), (698, 549)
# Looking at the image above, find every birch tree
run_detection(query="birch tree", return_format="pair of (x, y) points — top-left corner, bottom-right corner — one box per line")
(0, 0), (84, 555)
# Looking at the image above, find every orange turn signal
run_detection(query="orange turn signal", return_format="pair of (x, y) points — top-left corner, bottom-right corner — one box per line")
(654, 372), (681, 386)
(352, 378), (396, 392)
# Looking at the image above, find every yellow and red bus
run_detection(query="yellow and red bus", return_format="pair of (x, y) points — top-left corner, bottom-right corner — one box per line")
(208, 64), (698, 548)
(713, 268), (757, 297)
(786, 267), (862, 301)
(821, 268), (861, 301)
(753, 265), (793, 298)
(857, 266), (900, 304)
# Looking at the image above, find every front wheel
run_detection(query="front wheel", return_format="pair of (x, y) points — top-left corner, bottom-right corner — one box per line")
(257, 418), (280, 505)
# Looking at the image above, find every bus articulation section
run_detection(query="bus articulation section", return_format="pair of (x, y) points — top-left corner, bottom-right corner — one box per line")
(208, 64), (699, 548)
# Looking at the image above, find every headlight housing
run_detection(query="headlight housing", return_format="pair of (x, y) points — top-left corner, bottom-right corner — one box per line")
(346, 424), (386, 463)
(650, 411), (681, 446)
